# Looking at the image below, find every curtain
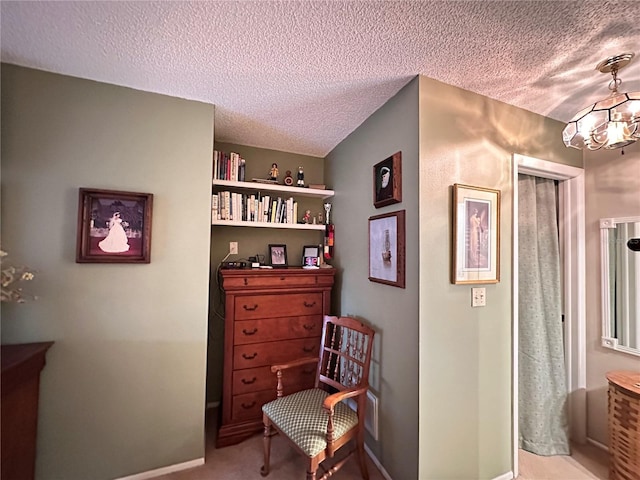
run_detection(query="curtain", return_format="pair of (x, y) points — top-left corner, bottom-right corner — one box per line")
(518, 174), (570, 456)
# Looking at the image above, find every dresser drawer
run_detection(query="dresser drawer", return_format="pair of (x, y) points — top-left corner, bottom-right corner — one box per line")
(224, 274), (321, 289)
(234, 315), (322, 345)
(232, 364), (318, 395)
(232, 390), (277, 422)
(231, 377), (317, 421)
(235, 293), (323, 320)
(233, 337), (320, 370)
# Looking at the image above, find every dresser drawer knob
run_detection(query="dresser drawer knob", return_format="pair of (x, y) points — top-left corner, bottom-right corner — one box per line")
(243, 304), (259, 311)
(303, 324), (315, 330)
(303, 346), (314, 353)
(280, 276), (285, 281)
(241, 377), (257, 384)
(242, 328), (258, 335)
(303, 301), (316, 308)
(242, 352), (258, 360)
(244, 278), (249, 285)
(241, 401), (256, 409)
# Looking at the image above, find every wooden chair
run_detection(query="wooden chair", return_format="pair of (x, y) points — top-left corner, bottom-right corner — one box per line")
(260, 315), (375, 480)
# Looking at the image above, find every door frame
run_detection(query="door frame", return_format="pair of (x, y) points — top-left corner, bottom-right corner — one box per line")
(512, 154), (586, 478)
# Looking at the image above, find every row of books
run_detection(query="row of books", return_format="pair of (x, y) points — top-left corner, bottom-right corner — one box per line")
(213, 150), (246, 181)
(212, 191), (298, 224)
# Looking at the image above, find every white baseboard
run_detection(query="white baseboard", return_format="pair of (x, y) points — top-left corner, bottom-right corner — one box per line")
(491, 472), (514, 480)
(113, 458), (205, 480)
(365, 444), (393, 480)
(586, 437), (609, 452)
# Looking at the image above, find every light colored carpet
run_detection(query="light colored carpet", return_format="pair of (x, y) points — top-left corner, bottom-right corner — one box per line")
(518, 443), (609, 480)
(153, 408), (386, 480)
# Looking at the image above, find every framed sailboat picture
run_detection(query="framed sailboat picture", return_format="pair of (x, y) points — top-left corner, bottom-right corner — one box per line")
(368, 209), (405, 288)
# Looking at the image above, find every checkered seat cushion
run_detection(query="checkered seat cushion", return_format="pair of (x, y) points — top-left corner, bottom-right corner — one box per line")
(262, 388), (359, 458)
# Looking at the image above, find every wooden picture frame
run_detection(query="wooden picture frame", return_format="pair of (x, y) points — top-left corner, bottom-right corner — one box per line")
(373, 151), (402, 208)
(268, 244), (288, 268)
(302, 245), (320, 267)
(76, 188), (153, 263)
(451, 183), (500, 284)
(368, 210), (405, 288)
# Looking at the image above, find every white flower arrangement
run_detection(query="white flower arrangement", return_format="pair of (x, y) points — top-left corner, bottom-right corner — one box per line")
(1, 249), (37, 303)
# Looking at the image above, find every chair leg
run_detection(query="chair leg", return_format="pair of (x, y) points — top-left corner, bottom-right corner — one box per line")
(260, 419), (272, 477)
(356, 433), (369, 480)
(307, 458), (319, 480)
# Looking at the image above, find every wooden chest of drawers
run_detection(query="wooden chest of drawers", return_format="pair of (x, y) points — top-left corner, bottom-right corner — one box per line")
(216, 268), (335, 447)
(607, 371), (640, 480)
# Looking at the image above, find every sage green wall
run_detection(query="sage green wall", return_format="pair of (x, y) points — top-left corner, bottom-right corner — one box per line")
(1, 64), (213, 480)
(208, 142), (327, 403)
(417, 75), (581, 479)
(325, 79), (420, 480)
(584, 141), (640, 445)
(325, 73), (581, 479)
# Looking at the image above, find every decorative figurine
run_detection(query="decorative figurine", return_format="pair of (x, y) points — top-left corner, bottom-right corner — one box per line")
(297, 166), (305, 187)
(269, 163), (279, 182)
(284, 170), (294, 186)
(324, 203), (331, 225)
(317, 211), (323, 224)
(302, 210), (312, 224)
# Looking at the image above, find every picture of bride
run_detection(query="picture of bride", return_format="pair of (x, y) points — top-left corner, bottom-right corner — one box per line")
(98, 212), (130, 253)
(78, 188), (152, 263)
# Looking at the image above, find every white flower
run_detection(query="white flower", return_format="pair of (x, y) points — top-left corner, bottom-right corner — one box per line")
(1, 249), (37, 304)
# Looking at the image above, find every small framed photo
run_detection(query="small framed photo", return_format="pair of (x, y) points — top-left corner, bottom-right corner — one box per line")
(451, 183), (500, 284)
(373, 151), (402, 208)
(302, 245), (320, 267)
(368, 210), (405, 288)
(268, 244), (288, 268)
(76, 188), (153, 263)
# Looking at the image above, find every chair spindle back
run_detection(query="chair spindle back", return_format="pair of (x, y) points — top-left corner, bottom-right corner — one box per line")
(318, 316), (375, 393)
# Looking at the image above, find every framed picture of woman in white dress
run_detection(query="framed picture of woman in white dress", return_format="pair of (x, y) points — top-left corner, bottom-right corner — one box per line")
(76, 188), (153, 263)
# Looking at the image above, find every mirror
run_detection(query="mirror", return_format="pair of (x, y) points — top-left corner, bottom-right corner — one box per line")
(600, 216), (640, 356)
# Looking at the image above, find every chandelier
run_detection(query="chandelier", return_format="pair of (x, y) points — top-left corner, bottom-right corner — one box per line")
(563, 53), (640, 151)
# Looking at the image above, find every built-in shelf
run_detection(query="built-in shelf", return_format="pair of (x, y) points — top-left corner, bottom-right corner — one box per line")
(212, 179), (334, 199)
(211, 219), (326, 230)
(212, 179), (334, 230)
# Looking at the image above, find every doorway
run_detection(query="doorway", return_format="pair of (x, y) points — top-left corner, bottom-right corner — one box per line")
(512, 154), (586, 478)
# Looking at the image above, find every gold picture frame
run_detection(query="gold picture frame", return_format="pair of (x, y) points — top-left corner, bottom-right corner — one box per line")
(451, 184), (500, 284)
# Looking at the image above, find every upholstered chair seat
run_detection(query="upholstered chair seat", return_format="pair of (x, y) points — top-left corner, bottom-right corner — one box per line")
(262, 388), (359, 458)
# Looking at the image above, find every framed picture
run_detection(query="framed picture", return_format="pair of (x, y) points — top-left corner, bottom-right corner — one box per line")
(302, 245), (320, 267)
(368, 210), (405, 288)
(373, 151), (402, 208)
(76, 188), (153, 263)
(451, 183), (500, 284)
(268, 244), (288, 268)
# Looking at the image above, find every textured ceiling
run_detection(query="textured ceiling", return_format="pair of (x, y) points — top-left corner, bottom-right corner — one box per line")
(2, 1), (640, 157)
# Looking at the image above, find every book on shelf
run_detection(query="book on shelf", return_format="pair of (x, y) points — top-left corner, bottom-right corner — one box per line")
(211, 195), (219, 220)
(251, 178), (278, 185)
(212, 190), (304, 226)
(213, 150), (246, 181)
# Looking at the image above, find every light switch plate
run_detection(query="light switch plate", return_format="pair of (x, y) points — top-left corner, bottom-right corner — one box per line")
(472, 287), (486, 307)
